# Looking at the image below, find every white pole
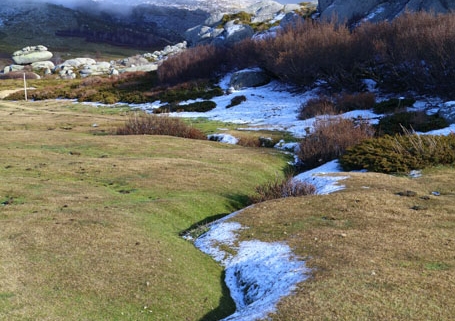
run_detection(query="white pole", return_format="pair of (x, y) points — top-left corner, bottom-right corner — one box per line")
(23, 73), (27, 101)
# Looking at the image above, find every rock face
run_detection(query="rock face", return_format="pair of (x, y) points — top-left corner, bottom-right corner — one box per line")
(438, 101), (455, 124)
(184, 1), (317, 46)
(318, 0), (455, 24)
(12, 46), (53, 65)
(50, 40), (186, 79)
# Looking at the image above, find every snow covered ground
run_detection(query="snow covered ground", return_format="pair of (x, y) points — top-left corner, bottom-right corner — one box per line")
(135, 73), (380, 139)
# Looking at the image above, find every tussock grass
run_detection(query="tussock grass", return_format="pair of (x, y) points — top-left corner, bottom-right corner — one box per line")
(231, 168), (455, 320)
(0, 100), (289, 320)
(250, 175), (316, 203)
(116, 112), (207, 139)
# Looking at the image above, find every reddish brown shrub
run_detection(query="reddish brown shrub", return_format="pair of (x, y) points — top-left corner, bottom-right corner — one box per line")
(258, 19), (371, 90)
(299, 92), (375, 120)
(297, 116), (375, 169)
(158, 44), (226, 84)
(298, 96), (337, 119)
(250, 175), (316, 203)
(335, 92), (376, 112)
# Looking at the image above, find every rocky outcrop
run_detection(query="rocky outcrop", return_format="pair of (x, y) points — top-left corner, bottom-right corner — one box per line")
(184, 1), (317, 46)
(12, 46), (53, 65)
(244, 0), (284, 23)
(45, 40), (186, 79)
(318, 0), (455, 24)
(438, 101), (455, 124)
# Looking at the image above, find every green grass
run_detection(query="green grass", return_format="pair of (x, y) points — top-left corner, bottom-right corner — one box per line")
(0, 100), (290, 320)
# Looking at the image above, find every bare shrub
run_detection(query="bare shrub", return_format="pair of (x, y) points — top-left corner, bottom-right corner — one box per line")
(299, 92), (375, 120)
(299, 96), (336, 119)
(365, 11), (455, 96)
(250, 175), (316, 203)
(226, 38), (261, 70)
(116, 112), (206, 140)
(335, 92), (376, 112)
(158, 44), (226, 84)
(297, 116), (375, 170)
(259, 19), (372, 90)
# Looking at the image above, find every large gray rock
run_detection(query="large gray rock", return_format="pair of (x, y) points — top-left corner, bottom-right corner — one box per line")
(12, 45), (53, 65)
(245, 0), (284, 23)
(438, 101), (455, 124)
(31, 61), (55, 71)
(3, 64), (24, 74)
(222, 22), (255, 46)
(229, 69), (271, 90)
(318, 0), (455, 24)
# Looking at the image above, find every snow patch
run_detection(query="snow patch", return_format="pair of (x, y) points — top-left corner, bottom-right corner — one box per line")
(195, 211), (309, 321)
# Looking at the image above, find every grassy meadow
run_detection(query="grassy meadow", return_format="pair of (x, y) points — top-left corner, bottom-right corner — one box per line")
(0, 98), (290, 320)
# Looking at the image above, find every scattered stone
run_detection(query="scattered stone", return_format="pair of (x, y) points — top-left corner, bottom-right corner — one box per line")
(229, 68), (271, 89)
(12, 45), (53, 65)
(411, 205), (428, 211)
(31, 61), (55, 71)
(3, 65), (24, 74)
(396, 190), (417, 197)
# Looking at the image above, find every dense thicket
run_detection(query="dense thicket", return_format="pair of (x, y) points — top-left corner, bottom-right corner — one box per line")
(160, 11), (455, 98)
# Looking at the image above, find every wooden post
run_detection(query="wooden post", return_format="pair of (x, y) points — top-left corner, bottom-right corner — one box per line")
(23, 73), (27, 101)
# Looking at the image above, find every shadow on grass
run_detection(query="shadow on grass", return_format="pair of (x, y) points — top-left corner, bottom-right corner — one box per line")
(199, 270), (236, 321)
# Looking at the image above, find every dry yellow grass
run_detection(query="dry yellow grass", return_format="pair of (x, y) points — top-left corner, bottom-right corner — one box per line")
(0, 99), (289, 320)
(232, 170), (455, 320)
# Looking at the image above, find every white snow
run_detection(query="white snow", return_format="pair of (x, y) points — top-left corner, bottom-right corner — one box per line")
(195, 210), (311, 321)
(195, 160), (347, 321)
(294, 160), (349, 195)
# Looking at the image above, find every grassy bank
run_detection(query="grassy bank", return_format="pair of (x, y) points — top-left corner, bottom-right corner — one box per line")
(231, 169), (455, 320)
(0, 99), (289, 320)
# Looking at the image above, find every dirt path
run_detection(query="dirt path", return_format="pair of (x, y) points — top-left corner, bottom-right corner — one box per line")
(0, 89), (23, 99)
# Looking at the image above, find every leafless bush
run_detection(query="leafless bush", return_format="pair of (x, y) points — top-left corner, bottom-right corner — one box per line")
(250, 175), (316, 203)
(335, 92), (376, 111)
(299, 96), (337, 119)
(299, 92), (376, 120)
(363, 11), (455, 96)
(158, 44), (226, 84)
(297, 116), (375, 169)
(116, 112), (206, 140)
(258, 19), (371, 90)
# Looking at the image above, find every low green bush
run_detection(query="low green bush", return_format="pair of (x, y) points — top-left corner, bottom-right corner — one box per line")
(376, 111), (448, 135)
(154, 101), (216, 113)
(226, 95), (247, 108)
(340, 134), (455, 174)
(373, 98), (416, 114)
